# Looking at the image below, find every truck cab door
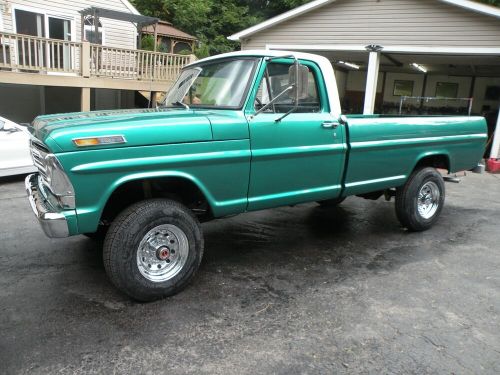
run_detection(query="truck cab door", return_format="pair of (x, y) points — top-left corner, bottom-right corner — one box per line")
(246, 60), (346, 211)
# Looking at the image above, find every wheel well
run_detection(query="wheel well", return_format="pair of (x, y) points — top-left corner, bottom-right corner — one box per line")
(414, 155), (450, 173)
(100, 177), (212, 225)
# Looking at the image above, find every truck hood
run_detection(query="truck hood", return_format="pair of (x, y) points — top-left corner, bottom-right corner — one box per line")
(31, 108), (214, 152)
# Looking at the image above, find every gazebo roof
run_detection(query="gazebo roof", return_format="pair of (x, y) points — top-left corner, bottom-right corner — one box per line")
(80, 7), (159, 28)
(142, 21), (197, 41)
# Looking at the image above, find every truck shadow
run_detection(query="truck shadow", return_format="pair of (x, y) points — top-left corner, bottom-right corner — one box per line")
(201, 201), (425, 276)
(19, 199), (481, 366)
(75, 200), (489, 308)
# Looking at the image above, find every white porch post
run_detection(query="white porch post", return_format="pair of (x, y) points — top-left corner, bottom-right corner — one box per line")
(81, 87), (91, 112)
(490, 105), (500, 159)
(363, 51), (381, 115)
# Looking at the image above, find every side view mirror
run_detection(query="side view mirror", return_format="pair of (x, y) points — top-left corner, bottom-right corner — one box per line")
(253, 59), (310, 121)
(288, 63), (309, 102)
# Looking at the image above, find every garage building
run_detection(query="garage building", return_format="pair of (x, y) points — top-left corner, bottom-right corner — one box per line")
(229, 0), (500, 159)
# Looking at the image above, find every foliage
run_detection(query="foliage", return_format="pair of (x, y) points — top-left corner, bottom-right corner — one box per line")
(479, 0), (500, 5)
(132, 0), (499, 58)
(132, 0), (309, 57)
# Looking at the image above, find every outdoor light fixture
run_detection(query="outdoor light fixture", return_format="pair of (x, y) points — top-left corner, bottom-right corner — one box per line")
(365, 44), (384, 52)
(411, 63), (428, 73)
(338, 61), (360, 70)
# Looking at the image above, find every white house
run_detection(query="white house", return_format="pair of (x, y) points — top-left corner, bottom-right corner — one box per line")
(229, 0), (500, 118)
(0, 0), (194, 122)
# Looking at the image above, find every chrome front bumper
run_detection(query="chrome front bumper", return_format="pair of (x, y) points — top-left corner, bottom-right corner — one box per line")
(25, 173), (69, 238)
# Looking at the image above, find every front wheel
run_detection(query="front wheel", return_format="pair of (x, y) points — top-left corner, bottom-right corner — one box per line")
(395, 167), (445, 232)
(103, 199), (204, 301)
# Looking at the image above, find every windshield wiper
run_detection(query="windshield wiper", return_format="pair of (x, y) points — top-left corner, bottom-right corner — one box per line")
(171, 101), (190, 110)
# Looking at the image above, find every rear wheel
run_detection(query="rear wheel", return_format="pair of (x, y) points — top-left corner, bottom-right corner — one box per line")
(395, 167), (445, 231)
(103, 199), (203, 301)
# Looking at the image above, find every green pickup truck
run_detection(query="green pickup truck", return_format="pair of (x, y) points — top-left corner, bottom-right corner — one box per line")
(26, 51), (486, 301)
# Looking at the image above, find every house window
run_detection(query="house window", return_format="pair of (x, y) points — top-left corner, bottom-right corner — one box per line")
(393, 80), (414, 97)
(436, 82), (458, 98)
(84, 16), (103, 44)
(15, 9), (45, 37)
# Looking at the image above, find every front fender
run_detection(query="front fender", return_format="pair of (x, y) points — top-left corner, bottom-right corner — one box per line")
(57, 140), (251, 234)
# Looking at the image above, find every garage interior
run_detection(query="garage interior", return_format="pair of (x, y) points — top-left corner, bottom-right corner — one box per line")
(266, 45), (500, 160)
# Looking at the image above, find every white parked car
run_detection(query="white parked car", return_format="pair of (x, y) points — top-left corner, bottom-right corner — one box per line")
(0, 116), (37, 177)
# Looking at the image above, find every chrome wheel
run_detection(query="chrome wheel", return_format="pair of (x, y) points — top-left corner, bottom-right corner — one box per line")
(417, 181), (440, 219)
(136, 224), (189, 283)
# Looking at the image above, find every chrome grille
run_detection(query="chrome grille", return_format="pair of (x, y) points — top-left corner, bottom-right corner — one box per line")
(30, 140), (49, 183)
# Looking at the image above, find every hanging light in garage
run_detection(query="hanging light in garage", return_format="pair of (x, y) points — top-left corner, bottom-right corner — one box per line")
(411, 63), (428, 73)
(338, 61), (360, 70)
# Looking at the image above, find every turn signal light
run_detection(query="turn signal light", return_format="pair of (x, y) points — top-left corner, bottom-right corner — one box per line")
(73, 135), (126, 147)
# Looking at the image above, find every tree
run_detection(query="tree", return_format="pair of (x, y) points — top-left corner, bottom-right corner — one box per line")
(479, 0), (500, 5)
(132, 0), (311, 57)
(133, 0), (257, 56)
(132, 0), (499, 57)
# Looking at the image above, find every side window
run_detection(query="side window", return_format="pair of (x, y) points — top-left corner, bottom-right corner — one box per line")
(255, 62), (321, 113)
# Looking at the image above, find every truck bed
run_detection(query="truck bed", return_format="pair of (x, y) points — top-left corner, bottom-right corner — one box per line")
(342, 115), (487, 196)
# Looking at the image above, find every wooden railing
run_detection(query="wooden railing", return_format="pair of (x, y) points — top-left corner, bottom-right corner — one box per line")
(89, 44), (192, 81)
(0, 31), (193, 83)
(0, 32), (80, 73)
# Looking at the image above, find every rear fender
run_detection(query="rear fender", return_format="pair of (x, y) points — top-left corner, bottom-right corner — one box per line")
(411, 151), (451, 174)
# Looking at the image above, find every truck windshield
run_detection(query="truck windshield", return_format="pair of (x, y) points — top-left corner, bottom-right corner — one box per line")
(164, 58), (258, 109)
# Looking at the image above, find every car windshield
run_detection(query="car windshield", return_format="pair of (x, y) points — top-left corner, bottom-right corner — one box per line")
(164, 58), (258, 109)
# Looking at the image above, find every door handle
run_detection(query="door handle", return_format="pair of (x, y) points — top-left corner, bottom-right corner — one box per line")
(322, 121), (339, 129)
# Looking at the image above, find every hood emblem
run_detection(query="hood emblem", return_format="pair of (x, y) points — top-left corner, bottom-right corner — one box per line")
(73, 135), (127, 147)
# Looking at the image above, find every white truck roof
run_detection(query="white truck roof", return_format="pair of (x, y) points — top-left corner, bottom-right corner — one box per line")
(187, 50), (342, 118)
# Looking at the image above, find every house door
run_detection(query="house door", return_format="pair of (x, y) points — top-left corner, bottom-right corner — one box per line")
(14, 9), (45, 68)
(48, 17), (71, 70)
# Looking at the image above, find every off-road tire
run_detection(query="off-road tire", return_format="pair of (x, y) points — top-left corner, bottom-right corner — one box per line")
(395, 167), (445, 232)
(103, 199), (204, 302)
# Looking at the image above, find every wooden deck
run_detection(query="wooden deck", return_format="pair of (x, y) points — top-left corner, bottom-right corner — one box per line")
(0, 31), (194, 91)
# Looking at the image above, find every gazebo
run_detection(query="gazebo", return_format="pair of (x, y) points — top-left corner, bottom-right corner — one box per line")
(79, 7), (160, 50)
(142, 21), (198, 54)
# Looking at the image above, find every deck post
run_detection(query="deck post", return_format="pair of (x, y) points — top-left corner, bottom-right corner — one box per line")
(81, 42), (90, 78)
(363, 49), (381, 115)
(153, 24), (158, 52)
(81, 87), (91, 112)
(150, 91), (158, 108)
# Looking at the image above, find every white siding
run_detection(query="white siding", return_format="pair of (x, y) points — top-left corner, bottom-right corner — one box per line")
(242, 0), (500, 49)
(2, 0), (137, 49)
